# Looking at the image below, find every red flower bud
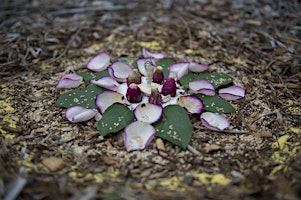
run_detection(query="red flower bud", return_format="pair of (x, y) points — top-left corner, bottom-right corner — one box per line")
(126, 83), (143, 103)
(152, 66), (164, 84)
(161, 78), (177, 97)
(148, 87), (162, 104)
(126, 69), (142, 86)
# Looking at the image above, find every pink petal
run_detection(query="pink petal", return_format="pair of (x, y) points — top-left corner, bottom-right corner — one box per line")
(86, 52), (110, 72)
(95, 91), (125, 114)
(136, 58), (156, 76)
(134, 103), (163, 124)
(142, 47), (166, 59)
(169, 62), (189, 80)
(65, 106), (98, 123)
(177, 95), (204, 114)
(189, 79), (216, 96)
(56, 73), (83, 89)
(188, 62), (210, 73)
(108, 62), (133, 82)
(200, 112), (230, 131)
(90, 76), (120, 91)
(124, 121), (155, 152)
(219, 86), (245, 100)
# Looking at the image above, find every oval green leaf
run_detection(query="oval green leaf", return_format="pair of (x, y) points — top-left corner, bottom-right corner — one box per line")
(180, 72), (233, 89)
(56, 84), (104, 109)
(196, 94), (235, 113)
(154, 105), (193, 149)
(98, 104), (135, 136)
(79, 70), (110, 83)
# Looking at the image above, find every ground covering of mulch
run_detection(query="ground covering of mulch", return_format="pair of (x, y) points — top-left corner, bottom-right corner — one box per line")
(0, 0), (301, 199)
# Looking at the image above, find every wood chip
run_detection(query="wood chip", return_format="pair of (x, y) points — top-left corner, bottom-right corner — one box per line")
(204, 144), (221, 153)
(42, 157), (65, 171)
(156, 138), (168, 157)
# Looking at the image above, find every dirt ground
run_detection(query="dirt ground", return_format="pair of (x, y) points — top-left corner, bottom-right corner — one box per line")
(1, 0), (301, 199)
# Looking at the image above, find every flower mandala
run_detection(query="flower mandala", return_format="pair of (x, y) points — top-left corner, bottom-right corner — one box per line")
(56, 48), (245, 152)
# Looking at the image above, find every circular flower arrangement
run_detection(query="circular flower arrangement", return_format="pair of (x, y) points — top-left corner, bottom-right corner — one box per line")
(56, 48), (245, 152)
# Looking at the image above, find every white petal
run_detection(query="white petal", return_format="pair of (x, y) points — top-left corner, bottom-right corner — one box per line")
(86, 52), (110, 72)
(188, 62), (210, 73)
(66, 106), (98, 123)
(142, 47), (166, 59)
(90, 76), (120, 91)
(56, 73), (83, 89)
(169, 62), (189, 80)
(219, 86), (245, 100)
(108, 62), (133, 82)
(136, 58), (156, 76)
(200, 112), (230, 131)
(177, 95), (204, 114)
(124, 121), (155, 152)
(95, 91), (125, 114)
(189, 79), (216, 96)
(134, 103), (163, 124)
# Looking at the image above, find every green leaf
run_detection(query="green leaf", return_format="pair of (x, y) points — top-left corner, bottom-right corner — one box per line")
(180, 72), (233, 89)
(55, 84), (104, 109)
(79, 71), (110, 83)
(196, 94), (235, 113)
(156, 58), (175, 79)
(98, 104), (135, 136)
(154, 105), (193, 149)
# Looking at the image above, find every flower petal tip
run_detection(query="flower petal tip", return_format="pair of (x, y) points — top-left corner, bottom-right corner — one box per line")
(95, 91), (125, 114)
(56, 73), (83, 89)
(108, 62), (133, 82)
(66, 106), (98, 123)
(177, 95), (204, 114)
(124, 121), (155, 152)
(219, 85), (245, 100)
(134, 103), (163, 124)
(200, 112), (230, 132)
(86, 52), (110, 72)
(188, 62), (210, 73)
(189, 79), (216, 96)
(169, 62), (189, 80)
(142, 47), (166, 59)
(90, 76), (120, 91)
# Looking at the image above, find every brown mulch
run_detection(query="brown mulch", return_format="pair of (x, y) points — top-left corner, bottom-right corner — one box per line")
(1, 0), (301, 199)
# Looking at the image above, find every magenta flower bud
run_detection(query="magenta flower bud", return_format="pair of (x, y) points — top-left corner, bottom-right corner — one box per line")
(152, 66), (164, 84)
(148, 87), (162, 105)
(161, 77), (176, 97)
(126, 69), (142, 86)
(126, 83), (143, 103)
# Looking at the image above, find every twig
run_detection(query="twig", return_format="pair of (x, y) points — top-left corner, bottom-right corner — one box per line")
(177, 16), (193, 49)
(187, 145), (202, 156)
(4, 177), (27, 200)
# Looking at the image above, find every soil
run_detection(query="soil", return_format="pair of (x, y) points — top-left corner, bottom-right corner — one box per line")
(1, 0), (301, 199)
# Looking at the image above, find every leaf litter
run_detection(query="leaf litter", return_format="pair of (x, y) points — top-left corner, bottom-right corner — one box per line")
(0, 0), (301, 199)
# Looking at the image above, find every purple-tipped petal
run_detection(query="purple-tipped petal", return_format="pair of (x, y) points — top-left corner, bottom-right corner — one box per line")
(188, 62), (210, 73)
(177, 95), (204, 114)
(142, 47), (166, 59)
(161, 77), (177, 97)
(126, 83), (143, 103)
(169, 62), (189, 80)
(108, 62), (133, 82)
(86, 52), (110, 72)
(127, 69), (142, 86)
(189, 79), (216, 96)
(124, 121), (155, 152)
(153, 66), (165, 84)
(56, 73), (83, 89)
(136, 58), (156, 76)
(200, 112), (230, 131)
(134, 103), (163, 124)
(65, 106), (98, 123)
(148, 87), (162, 104)
(219, 85), (245, 100)
(95, 91), (125, 114)
(90, 76), (120, 91)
